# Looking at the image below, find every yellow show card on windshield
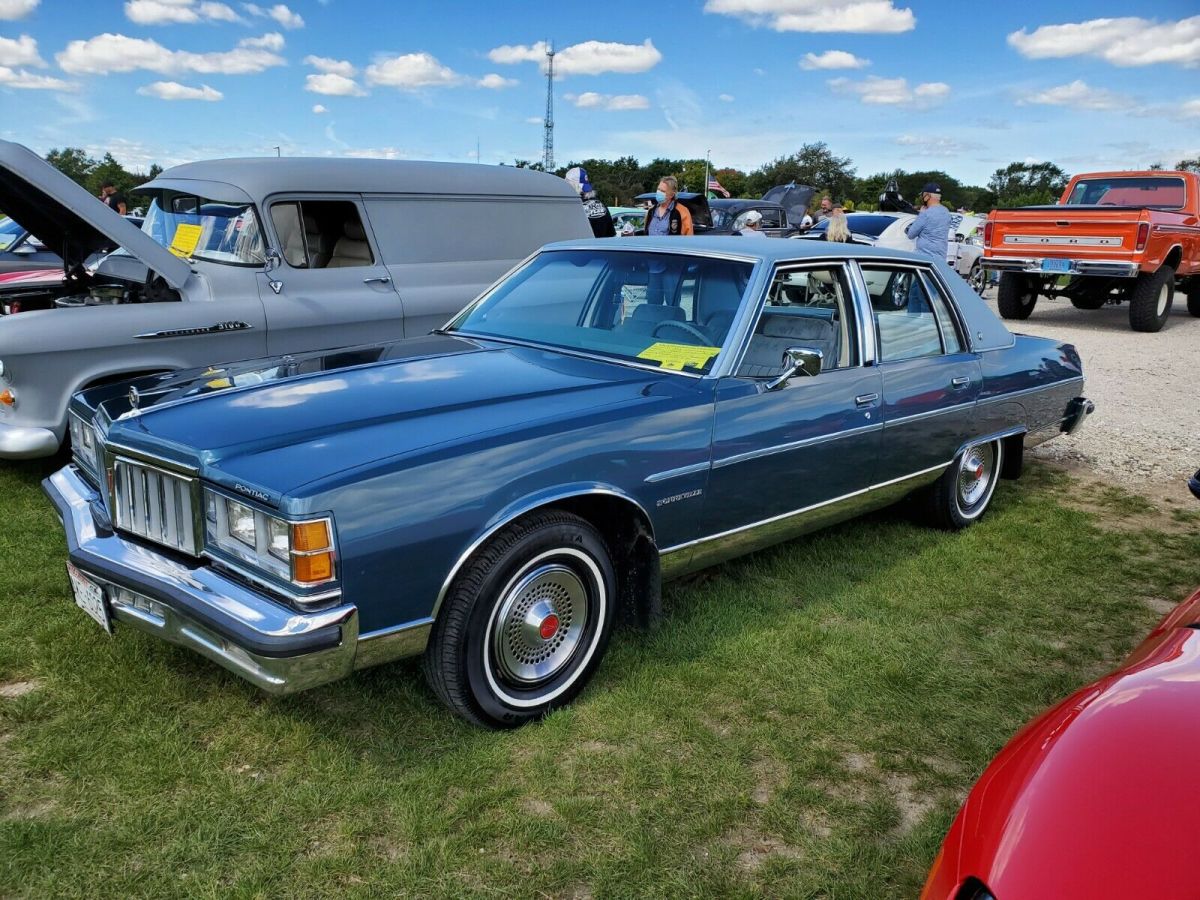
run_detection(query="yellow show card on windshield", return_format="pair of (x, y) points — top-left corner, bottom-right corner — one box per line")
(637, 342), (721, 371)
(168, 223), (204, 258)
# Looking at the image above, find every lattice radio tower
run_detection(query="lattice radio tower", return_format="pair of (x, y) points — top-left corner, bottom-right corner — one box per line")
(541, 44), (555, 171)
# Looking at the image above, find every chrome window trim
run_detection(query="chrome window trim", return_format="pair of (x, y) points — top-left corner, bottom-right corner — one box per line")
(659, 460), (952, 558)
(711, 420), (884, 470)
(430, 487), (655, 621)
(846, 261), (878, 366)
(644, 461), (711, 484)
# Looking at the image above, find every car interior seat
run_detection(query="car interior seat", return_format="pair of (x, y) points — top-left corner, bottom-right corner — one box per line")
(739, 314), (838, 378)
(327, 220), (373, 268)
(303, 214), (333, 269)
(623, 303), (686, 336)
(695, 267), (745, 343)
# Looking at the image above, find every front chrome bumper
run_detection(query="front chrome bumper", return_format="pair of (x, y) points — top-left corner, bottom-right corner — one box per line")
(44, 465), (361, 694)
(982, 257), (1139, 279)
(0, 420), (60, 458)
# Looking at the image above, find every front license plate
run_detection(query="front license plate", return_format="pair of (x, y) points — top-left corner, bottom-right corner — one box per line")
(67, 563), (111, 634)
(1041, 258), (1072, 273)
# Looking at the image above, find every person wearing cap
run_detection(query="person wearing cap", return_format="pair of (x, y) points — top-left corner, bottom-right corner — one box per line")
(904, 181), (951, 261)
(736, 209), (767, 237)
(564, 166), (616, 238)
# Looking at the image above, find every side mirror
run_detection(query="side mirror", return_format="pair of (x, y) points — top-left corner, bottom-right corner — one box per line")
(953, 233), (964, 242)
(766, 346), (823, 391)
(263, 248), (282, 272)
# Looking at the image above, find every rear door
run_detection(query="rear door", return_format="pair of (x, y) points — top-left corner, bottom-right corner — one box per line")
(260, 195), (406, 354)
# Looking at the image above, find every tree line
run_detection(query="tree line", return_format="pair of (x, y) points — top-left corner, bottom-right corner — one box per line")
(42, 147), (163, 207)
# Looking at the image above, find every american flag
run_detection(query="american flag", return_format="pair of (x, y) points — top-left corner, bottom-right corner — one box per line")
(707, 177), (730, 198)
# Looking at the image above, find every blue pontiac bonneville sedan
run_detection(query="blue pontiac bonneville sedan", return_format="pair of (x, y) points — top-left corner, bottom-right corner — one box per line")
(47, 237), (1092, 727)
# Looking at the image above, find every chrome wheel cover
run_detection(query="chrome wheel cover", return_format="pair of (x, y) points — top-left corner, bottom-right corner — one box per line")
(957, 443), (995, 510)
(492, 563), (588, 685)
(969, 264), (984, 293)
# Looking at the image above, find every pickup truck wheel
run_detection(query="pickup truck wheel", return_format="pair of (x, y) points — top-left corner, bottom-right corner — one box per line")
(919, 440), (1003, 531)
(1128, 266), (1174, 332)
(423, 511), (616, 729)
(996, 273), (1037, 319)
(1187, 286), (1200, 318)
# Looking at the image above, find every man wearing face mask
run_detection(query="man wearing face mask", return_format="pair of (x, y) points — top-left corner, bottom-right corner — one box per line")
(565, 166), (616, 238)
(904, 182), (951, 261)
(644, 176), (693, 236)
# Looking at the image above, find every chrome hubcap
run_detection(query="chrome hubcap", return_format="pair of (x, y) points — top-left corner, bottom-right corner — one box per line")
(1157, 284), (1169, 317)
(493, 563), (588, 684)
(958, 444), (994, 509)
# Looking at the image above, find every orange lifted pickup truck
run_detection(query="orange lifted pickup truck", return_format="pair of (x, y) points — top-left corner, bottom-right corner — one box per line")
(982, 170), (1200, 332)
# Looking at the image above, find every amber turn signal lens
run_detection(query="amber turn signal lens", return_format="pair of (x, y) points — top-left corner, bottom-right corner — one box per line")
(0, 389), (14, 406)
(292, 520), (331, 552)
(293, 551), (334, 583)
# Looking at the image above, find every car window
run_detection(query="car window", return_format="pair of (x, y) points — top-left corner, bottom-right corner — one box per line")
(450, 249), (753, 375)
(921, 273), (963, 353)
(862, 265), (947, 362)
(0, 217), (24, 252)
(758, 208), (783, 228)
(737, 266), (854, 377)
(270, 199), (372, 269)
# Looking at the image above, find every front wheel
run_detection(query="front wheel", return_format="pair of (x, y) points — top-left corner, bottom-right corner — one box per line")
(919, 440), (1004, 530)
(996, 273), (1037, 320)
(1128, 266), (1174, 332)
(423, 511), (616, 729)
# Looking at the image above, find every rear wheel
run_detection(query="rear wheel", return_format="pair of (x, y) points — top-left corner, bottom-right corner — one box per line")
(996, 273), (1037, 319)
(423, 511), (616, 729)
(919, 440), (1003, 531)
(1128, 266), (1174, 332)
(1186, 284), (1200, 318)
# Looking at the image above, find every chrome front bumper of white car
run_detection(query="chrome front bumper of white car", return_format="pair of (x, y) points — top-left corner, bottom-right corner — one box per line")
(0, 421), (60, 458)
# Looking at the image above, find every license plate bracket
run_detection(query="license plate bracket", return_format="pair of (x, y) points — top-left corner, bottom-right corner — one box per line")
(1040, 258), (1072, 273)
(67, 563), (111, 634)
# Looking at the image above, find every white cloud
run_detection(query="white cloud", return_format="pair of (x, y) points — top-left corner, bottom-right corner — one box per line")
(0, 34), (44, 67)
(0, 65), (72, 90)
(1016, 80), (1134, 111)
(311, 103), (327, 113)
(719, 93), (734, 102)
(477, 72), (516, 89)
(0, 0), (38, 19)
(244, 2), (303, 28)
(1008, 16), (1200, 67)
(524, 115), (543, 124)
(828, 75), (949, 106)
(57, 32), (286, 75)
(896, 134), (983, 155)
(137, 80), (222, 100)
(487, 38), (661, 76)
(565, 91), (650, 111)
(365, 52), (462, 89)
(305, 72), (365, 96)
(304, 55), (355, 76)
(125, 0), (241, 24)
(1182, 99), (1200, 119)
(800, 49), (869, 69)
(343, 147), (407, 159)
(240, 32), (283, 50)
(705, 0), (915, 33)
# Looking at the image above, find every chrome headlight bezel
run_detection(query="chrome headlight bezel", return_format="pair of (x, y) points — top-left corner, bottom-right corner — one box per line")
(68, 411), (104, 483)
(202, 487), (338, 592)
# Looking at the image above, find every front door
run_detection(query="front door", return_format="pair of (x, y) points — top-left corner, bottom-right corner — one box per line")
(261, 196), (406, 354)
(702, 263), (882, 554)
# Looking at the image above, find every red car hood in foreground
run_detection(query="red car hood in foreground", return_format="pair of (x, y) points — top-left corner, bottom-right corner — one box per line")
(923, 588), (1200, 900)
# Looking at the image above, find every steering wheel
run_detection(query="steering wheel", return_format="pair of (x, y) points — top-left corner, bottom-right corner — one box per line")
(652, 319), (711, 345)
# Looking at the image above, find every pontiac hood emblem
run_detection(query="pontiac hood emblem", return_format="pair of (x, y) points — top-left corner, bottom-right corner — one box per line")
(128, 386), (140, 410)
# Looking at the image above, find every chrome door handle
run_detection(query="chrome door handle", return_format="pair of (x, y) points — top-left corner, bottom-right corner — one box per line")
(363, 275), (391, 284)
(855, 393), (879, 407)
(951, 376), (970, 388)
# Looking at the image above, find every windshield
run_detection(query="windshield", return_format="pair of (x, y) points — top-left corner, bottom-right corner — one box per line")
(808, 214), (898, 238)
(448, 249), (754, 375)
(139, 192), (265, 265)
(0, 216), (25, 252)
(1065, 177), (1186, 209)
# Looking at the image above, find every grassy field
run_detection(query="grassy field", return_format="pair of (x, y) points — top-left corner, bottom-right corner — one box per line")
(1, 459), (1197, 898)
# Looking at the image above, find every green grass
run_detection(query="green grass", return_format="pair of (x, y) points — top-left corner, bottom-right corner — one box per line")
(1, 461), (1196, 898)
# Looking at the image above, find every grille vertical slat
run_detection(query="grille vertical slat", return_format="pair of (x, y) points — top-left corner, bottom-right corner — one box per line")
(112, 458), (199, 556)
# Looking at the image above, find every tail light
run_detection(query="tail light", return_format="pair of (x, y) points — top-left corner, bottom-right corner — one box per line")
(983, 220), (994, 249)
(1134, 222), (1150, 252)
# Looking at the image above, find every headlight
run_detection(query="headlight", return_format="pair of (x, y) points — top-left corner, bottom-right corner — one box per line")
(204, 488), (336, 588)
(68, 411), (103, 480)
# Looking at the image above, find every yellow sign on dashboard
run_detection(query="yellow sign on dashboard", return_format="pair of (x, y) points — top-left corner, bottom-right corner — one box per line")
(168, 223), (203, 258)
(637, 342), (721, 371)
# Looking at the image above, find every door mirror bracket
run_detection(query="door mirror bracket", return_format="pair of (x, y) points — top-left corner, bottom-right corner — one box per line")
(766, 346), (823, 391)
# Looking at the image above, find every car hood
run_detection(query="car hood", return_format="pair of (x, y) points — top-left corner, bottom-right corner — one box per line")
(930, 589), (1200, 899)
(98, 334), (675, 497)
(760, 183), (815, 225)
(0, 140), (191, 289)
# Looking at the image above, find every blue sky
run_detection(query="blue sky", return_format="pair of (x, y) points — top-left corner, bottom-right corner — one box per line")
(1, 0), (1197, 186)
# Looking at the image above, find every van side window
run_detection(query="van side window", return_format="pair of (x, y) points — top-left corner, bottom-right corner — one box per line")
(268, 200), (373, 269)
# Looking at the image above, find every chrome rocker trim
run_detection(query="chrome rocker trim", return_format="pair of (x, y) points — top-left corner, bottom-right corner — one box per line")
(43, 465), (426, 695)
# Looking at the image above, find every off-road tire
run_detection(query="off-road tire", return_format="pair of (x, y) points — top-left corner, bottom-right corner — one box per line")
(1128, 266), (1174, 332)
(996, 273), (1037, 320)
(423, 511), (616, 729)
(919, 440), (1004, 531)
(1187, 285), (1200, 319)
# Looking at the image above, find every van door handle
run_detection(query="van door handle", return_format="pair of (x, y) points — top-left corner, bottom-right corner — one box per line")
(951, 376), (971, 388)
(855, 393), (879, 407)
(363, 275), (391, 285)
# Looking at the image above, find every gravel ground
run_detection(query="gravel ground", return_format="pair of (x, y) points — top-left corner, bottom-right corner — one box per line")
(977, 285), (1198, 491)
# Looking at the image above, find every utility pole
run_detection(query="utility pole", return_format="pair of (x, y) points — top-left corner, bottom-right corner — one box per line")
(703, 149), (711, 198)
(542, 43), (555, 171)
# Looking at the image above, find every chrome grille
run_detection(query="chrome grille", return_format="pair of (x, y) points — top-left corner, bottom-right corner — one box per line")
(112, 458), (200, 555)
